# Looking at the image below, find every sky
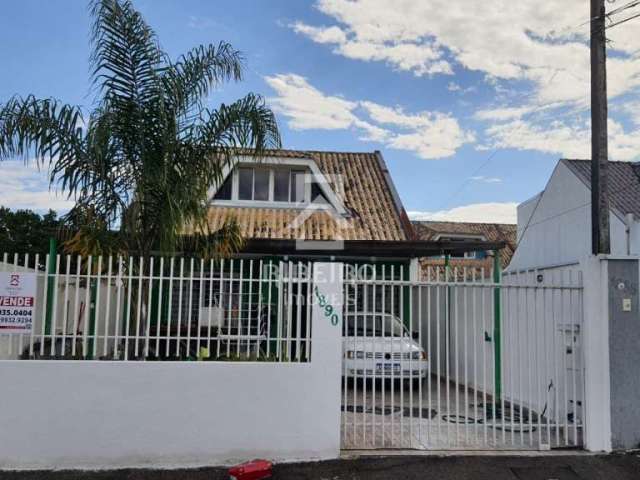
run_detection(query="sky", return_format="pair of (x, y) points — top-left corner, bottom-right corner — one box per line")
(1, 0), (639, 224)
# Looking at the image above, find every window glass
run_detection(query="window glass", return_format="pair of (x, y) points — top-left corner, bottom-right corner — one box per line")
(344, 314), (406, 337)
(311, 182), (329, 204)
(273, 169), (290, 201)
(254, 169), (270, 201)
(291, 170), (305, 202)
(213, 175), (232, 200)
(238, 167), (253, 200)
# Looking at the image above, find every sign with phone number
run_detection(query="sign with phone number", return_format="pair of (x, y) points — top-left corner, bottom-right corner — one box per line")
(0, 272), (37, 334)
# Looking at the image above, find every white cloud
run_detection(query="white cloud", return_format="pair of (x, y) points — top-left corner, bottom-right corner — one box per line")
(293, 0), (640, 108)
(293, 21), (451, 76)
(470, 176), (502, 184)
(474, 106), (539, 121)
(360, 101), (475, 158)
(447, 82), (461, 92)
(408, 202), (518, 224)
(484, 117), (640, 161)
(291, 22), (347, 44)
(265, 73), (358, 131)
(621, 100), (640, 127)
(265, 74), (474, 159)
(0, 161), (75, 212)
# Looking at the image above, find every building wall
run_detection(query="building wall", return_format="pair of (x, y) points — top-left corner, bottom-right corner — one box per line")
(607, 259), (640, 449)
(508, 162), (635, 272)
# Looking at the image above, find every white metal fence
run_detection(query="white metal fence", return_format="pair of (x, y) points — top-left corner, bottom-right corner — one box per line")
(341, 266), (584, 451)
(0, 254), (313, 362)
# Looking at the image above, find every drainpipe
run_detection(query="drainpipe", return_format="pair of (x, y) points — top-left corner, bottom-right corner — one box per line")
(624, 213), (634, 255)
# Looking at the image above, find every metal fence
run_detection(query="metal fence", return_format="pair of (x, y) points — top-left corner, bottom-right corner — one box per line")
(0, 254), (313, 362)
(341, 265), (584, 451)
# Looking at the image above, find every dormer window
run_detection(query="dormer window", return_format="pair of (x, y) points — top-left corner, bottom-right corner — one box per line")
(215, 166), (308, 203)
(210, 157), (348, 215)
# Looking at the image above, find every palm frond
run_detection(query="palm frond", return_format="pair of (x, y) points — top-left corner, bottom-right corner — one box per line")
(198, 92), (281, 154)
(90, 0), (163, 103)
(0, 95), (85, 167)
(164, 42), (244, 118)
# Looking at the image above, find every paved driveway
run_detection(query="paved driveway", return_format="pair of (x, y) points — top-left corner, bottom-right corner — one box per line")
(341, 375), (582, 450)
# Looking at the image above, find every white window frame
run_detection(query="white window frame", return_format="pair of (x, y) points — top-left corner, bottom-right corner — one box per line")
(433, 233), (487, 260)
(209, 156), (348, 215)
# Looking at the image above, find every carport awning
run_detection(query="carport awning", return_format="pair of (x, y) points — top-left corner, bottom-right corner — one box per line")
(241, 239), (506, 258)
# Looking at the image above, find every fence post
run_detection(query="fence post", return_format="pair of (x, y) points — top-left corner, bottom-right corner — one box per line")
(581, 255), (611, 452)
(87, 277), (98, 360)
(493, 251), (502, 407)
(44, 237), (57, 337)
(311, 262), (343, 458)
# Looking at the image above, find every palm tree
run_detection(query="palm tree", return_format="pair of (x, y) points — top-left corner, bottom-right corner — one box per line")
(0, 0), (280, 259)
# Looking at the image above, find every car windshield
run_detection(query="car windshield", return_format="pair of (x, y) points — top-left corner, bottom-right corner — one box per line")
(344, 313), (407, 337)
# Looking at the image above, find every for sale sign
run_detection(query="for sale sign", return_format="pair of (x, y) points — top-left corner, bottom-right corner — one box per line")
(0, 272), (37, 333)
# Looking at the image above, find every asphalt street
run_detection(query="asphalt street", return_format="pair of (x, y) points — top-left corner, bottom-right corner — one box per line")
(1, 453), (639, 480)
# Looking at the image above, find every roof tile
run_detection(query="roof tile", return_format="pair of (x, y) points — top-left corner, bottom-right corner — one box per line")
(563, 159), (640, 218)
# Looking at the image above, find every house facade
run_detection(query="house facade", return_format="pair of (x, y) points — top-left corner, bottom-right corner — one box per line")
(413, 220), (516, 279)
(206, 149), (504, 269)
(197, 148), (505, 342)
(507, 159), (640, 273)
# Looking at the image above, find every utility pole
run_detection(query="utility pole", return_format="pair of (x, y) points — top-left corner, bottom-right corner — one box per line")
(590, 0), (611, 254)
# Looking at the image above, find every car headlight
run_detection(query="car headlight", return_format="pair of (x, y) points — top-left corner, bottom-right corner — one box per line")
(346, 350), (354, 359)
(356, 351), (365, 359)
(412, 351), (427, 360)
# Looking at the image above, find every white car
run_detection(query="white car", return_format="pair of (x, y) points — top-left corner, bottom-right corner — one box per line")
(343, 312), (428, 386)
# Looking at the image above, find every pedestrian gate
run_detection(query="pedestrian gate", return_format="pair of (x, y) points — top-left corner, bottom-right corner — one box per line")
(340, 266), (584, 450)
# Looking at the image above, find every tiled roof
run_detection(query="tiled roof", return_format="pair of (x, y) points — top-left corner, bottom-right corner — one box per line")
(206, 149), (413, 242)
(563, 159), (640, 218)
(412, 220), (517, 267)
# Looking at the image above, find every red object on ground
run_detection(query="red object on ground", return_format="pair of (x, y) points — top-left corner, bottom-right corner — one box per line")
(228, 459), (273, 480)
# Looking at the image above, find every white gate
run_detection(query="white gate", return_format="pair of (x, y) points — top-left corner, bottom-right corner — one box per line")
(340, 265), (584, 451)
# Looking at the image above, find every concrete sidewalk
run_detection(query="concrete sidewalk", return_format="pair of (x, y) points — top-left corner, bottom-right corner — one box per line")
(1, 453), (639, 480)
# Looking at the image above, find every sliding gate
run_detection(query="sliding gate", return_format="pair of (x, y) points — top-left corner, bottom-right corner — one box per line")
(341, 266), (584, 450)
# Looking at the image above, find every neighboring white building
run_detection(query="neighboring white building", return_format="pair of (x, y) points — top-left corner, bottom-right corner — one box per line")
(508, 159), (640, 272)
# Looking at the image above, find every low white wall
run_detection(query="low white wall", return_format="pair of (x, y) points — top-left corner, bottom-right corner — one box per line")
(0, 262), (344, 470)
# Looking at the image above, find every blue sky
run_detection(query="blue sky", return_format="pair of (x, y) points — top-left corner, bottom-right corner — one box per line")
(1, 0), (639, 223)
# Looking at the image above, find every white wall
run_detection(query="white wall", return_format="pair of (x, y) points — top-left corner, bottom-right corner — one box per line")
(0, 263), (344, 470)
(508, 161), (633, 272)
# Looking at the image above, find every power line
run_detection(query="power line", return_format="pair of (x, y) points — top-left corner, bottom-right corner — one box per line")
(513, 188), (544, 253)
(606, 0), (640, 18)
(516, 174), (639, 235)
(549, 0), (640, 38)
(437, 67), (567, 211)
(606, 10), (640, 28)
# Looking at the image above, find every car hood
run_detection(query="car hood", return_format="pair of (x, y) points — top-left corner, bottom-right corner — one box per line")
(342, 336), (424, 354)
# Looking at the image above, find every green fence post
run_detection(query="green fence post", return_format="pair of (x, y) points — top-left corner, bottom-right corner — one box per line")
(44, 237), (57, 337)
(493, 251), (502, 407)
